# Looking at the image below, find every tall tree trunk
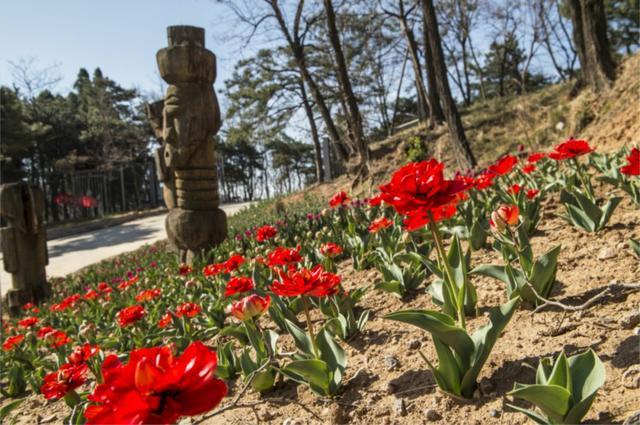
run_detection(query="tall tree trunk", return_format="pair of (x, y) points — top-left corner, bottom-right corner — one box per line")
(268, 0), (350, 163)
(421, 10), (445, 126)
(421, 0), (476, 170)
(299, 78), (324, 183)
(323, 0), (369, 170)
(567, 0), (615, 91)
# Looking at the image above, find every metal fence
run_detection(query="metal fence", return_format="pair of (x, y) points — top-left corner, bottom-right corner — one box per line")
(41, 160), (161, 224)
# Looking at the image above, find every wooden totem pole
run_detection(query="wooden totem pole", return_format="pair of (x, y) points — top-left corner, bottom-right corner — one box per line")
(148, 25), (227, 263)
(0, 183), (51, 316)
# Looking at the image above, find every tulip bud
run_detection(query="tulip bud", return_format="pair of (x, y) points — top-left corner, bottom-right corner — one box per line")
(490, 205), (520, 232)
(227, 294), (271, 321)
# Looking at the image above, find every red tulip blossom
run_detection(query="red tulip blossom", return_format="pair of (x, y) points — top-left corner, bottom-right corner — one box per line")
(368, 217), (394, 233)
(474, 172), (495, 190)
(379, 160), (470, 222)
(178, 265), (192, 276)
(37, 326), (56, 338)
(84, 341), (227, 424)
(98, 282), (112, 294)
(488, 155), (518, 176)
(2, 334), (24, 351)
(22, 302), (35, 311)
(526, 189), (540, 199)
(329, 191), (350, 207)
(402, 203), (458, 231)
(549, 138), (594, 160)
(50, 294), (81, 312)
(490, 205), (520, 231)
(84, 289), (101, 300)
(620, 147), (639, 176)
(118, 276), (140, 291)
(368, 195), (383, 206)
(522, 164), (536, 174)
(48, 330), (72, 348)
(527, 152), (546, 163)
(271, 265), (341, 298)
(255, 225), (278, 242)
(18, 316), (39, 329)
(67, 343), (100, 365)
(508, 184), (522, 195)
(203, 263), (225, 277)
(41, 363), (88, 400)
(135, 289), (162, 303)
(227, 294), (271, 321)
(267, 246), (302, 267)
(176, 302), (201, 318)
(224, 276), (255, 297)
(158, 313), (172, 329)
(319, 242), (343, 257)
(223, 254), (246, 272)
(117, 305), (146, 327)
(80, 195), (98, 208)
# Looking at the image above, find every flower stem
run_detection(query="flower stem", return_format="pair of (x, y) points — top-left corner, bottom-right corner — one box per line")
(427, 212), (466, 329)
(302, 297), (320, 359)
(572, 158), (594, 201)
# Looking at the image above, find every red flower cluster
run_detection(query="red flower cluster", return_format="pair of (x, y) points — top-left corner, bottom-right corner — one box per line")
(118, 276), (140, 291)
(271, 265), (341, 297)
(47, 330), (72, 348)
(329, 191), (350, 207)
(84, 341), (227, 424)
(549, 138), (594, 160)
(50, 294), (81, 312)
(3, 334), (24, 351)
(224, 276), (254, 297)
(621, 147), (639, 176)
(267, 246), (302, 267)
(176, 302), (201, 318)
(379, 159), (468, 229)
(255, 225), (278, 242)
(41, 363), (88, 400)
(117, 305), (146, 327)
(135, 288), (162, 303)
(368, 217), (393, 233)
(18, 316), (39, 329)
(227, 294), (271, 321)
(319, 242), (343, 257)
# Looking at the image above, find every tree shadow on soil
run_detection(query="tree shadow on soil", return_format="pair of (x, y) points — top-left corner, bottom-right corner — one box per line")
(387, 369), (436, 400)
(602, 334), (640, 369)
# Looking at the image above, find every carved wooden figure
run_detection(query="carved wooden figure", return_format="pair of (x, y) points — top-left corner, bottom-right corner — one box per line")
(151, 25), (227, 263)
(0, 183), (51, 316)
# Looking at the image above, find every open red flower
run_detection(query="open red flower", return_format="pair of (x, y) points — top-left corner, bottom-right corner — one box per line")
(549, 138), (594, 160)
(227, 294), (271, 321)
(522, 164), (536, 174)
(176, 302), (201, 318)
(474, 172), (495, 190)
(620, 147), (639, 176)
(508, 184), (522, 195)
(402, 202), (458, 231)
(22, 302), (35, 311)
(203, 263), (224, 277)
(117, 305), (146, 327)
(68, 344), (100, 365)
(84, 341), (227, 424)
(224, 276), (254, 297)
(368, 195), (383, 206)
(50, 294), (81, 312)
(223, 254), (245, 272)
(118, 276), (139, 291)
(526, 189), (540, 199)
(267, 246), (302, 267)
(255, 225), (277, 242)
(368, 217), (393, 233)
(18, 316), (39, 329)
(41, 363), (88, 400)
(158, 313), (172, 329)
(84, 289), (101, 300)
(3, 334), (24, 351)
(488, 155), (518, 176)
(329, 191), (350, 207)
(319, 242), (343, 257)
(135, 288), (162, 303)
(379, 159), (469, 218)
(178, 265), (192, 276)
(271, 265), (341, 298)
(527, 152), (546, 163)
(48, 330), (72, 348)
(37, 326), (55, 338)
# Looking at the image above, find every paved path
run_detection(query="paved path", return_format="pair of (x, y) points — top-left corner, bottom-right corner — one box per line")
(0, 203), (251, 296)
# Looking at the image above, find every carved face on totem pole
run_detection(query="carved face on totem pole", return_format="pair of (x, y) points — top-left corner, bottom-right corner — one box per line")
(152, 25), (227, 263)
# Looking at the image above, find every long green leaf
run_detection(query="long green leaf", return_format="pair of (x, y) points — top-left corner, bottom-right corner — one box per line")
(284, 319), (313, 355)
(598, 197), (621, 229)
(508, 383), (571, 423)
(0, 399), (24, 422)
(432, 337), (462, 396)
(282, 359), (331, 395)
(506, 403), (552, 425)
(567, 349), (605, 405)
(529, 245), (561, 298)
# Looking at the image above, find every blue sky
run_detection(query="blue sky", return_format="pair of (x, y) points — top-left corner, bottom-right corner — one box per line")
(0, 0), (258, 98)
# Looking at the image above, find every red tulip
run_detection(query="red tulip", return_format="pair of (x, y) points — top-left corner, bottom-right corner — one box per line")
(527, 152), (546, 163)
(522, 164), (536, 174)
(549, 138), (594, 160)
(175, 302), (201, 318)
(267, 246), (302, 267)
(67, 344), (100, 365)
(22, 302), (35, 311)
(178, 265), (192, 276)
(135, 288), (162, 303)
(379, 159), (469, 219)
(48, 330), (72, 348)
(117, 305), (146, 327)
(329, 191), (350, 207)
(18, 316), (39, 329)
(271, 265), (341, 298)
(37, 326), (56, 338)
(488, 155), (518, 176)
(223, 254), (246, 272)
(402, 202), (458, 231)
(84, 289), (101, 300)
(158, 313), (172, 329)
(368, 195), (383, 206)
(118, 276), (140, 291)
(526, 189), (540, 199)
(84, 341), (227, 424)
(508, 184), (522, 195)
(224, 276), (255, 297)
(203, 263), (225, 277)
(319, 242), (343, 257)
(474, 172), (495, 190)
(490, 204), (520, 231)
(255, 225), (278, 242)
(368, 217), (394, 233)
(41, 363), (88, 400)
(227, 294), (271, 321)
(2, 334), (24, 351)
(620, 147), (639, 176)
